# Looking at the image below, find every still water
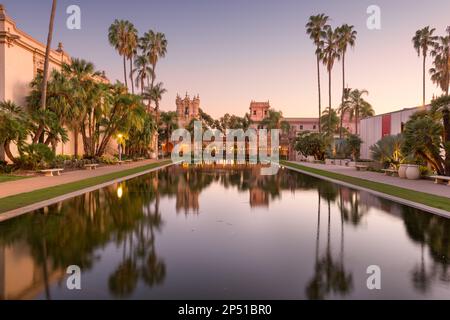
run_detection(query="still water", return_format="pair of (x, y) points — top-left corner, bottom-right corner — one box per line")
(0, 165), (449, 299)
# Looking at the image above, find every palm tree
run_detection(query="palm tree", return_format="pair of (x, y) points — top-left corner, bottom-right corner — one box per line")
(338, 87), (351, 138)
(306, 14), (330, 133)
(36, 0), (57, 144)
(109, 20), (137, 90)
(133, 55), (152, 95)
(261, 109), (290, 133)
(141, 31), (168, 91)
(413, 26), (438, 106)
(320, 107), (339, 136)
(126, 23), (139, 95)
(336, 24), (357, 137)
(0, 101), (29, 163)
(62, 58), (98, 157)
(430, 29), (450, 96)
(344, 89), (374, 135)
(320, 26), (341, 132)
(160, 111), (179, 156)
(143, 82), (167, 118)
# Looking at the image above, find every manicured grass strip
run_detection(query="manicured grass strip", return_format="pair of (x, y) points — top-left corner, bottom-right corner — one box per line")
(0, 175), (28, 183)
(0, 160), (172, 214)
(281, 161), (450, 212)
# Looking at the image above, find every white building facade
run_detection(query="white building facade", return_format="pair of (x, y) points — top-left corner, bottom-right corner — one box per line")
(359, 106), (424, 159)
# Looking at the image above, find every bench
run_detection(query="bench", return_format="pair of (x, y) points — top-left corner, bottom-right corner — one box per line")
(430, 175), (450, 186)
(355, 165), (369, 171)
(382, 169), (398, 177)
(40, 168), (64, 177)
(84, 164), (99, 170)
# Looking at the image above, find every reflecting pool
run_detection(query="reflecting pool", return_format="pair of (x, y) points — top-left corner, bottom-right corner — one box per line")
(0, 165), (449, 299)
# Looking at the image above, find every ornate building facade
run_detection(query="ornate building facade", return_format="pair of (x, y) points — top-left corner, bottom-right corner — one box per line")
(0, 5), (111, 161)
(176, 93), (200, 127)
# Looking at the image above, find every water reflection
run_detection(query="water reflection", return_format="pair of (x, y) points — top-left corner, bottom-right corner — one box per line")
(0, 165), (448, 299)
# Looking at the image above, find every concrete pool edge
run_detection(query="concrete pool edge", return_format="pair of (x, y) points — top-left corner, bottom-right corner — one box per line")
(0, 161), (176, 223)
(281, 161), (450, 219)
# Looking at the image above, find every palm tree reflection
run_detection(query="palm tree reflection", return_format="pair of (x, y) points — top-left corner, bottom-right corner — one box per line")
(306, 186), (353, 300)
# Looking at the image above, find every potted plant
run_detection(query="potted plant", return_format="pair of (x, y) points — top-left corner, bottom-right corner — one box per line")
(398, 163), (408, 179)
(402, 157), (420, 180)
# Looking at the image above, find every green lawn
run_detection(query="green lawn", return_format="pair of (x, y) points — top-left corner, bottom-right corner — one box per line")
(0, 160), (172, 214)
(281, 160), (450, 212)
(0, 175), (28, 183)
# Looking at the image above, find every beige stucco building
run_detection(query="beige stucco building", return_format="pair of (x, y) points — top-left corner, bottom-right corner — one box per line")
(0, 5), (113, 161)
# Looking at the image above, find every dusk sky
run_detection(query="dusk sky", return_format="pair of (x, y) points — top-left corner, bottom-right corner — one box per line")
(3, 0), (450, 118)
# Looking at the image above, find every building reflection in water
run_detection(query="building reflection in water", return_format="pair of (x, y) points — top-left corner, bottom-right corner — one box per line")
(0, 165), (448, 299)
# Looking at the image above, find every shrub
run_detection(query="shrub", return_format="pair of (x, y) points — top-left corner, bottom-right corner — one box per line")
(0, 160), (14, 173)
(346, 134), (362, 161)
(18, 144), (55, 170)
(100, 154), (118, 165)
(294, 131), (329, 161)
(370, 134), (403, 169)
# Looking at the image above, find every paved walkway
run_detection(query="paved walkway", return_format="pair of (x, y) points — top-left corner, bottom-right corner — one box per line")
(287, 161), (450, 199)
(0, 159), (162, 199)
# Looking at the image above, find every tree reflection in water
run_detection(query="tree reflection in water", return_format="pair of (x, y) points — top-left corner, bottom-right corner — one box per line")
(0, 165), (448, 299)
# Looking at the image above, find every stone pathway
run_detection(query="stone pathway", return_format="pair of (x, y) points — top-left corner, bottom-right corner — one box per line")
(0, 159), (161, 199)
(287, 161), (450, 199)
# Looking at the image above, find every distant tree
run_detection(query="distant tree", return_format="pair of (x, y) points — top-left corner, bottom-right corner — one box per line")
(295, 131), (328, 160)
(320, 26), (341, 133)
(320, 108), (339, 136)
(430, 28), (450, 95)
(345, 134), (362, 161)
(344, 89), (374, 135)
(37, 0), (58, 144)
(412, 26), (437, 106)
(306, 14), (330, 133)
(337, 24), (357, 126)
(109, 20), (138, 89)
(141, 31), (168, 91)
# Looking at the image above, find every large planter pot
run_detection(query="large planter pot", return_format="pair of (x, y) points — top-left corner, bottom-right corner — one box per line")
(149, 152), (157, 159)
(405, 164), (420, 180)
(398, 164), (408, 179)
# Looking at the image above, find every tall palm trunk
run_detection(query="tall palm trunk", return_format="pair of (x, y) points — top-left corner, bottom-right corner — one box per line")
(73, 127), (79, 158)
(443, 107), (450, 175)
(150, 63), (156, 90)
(129, 57), (134, 94)
(340, 53), (346, 138)
(422, 54), (426, 107)
(328, 68), (332, 133)
(355, 107), (359, 135)
(316, 55), (322, 133)
(123, 56), (128, 88)
(38, 0), (57, 144)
